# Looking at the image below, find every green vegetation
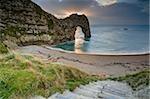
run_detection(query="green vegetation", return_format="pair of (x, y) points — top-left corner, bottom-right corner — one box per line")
(3, 26), (25, 38)
(109, 70), (150, 91)
(0, 42), (148, 99)
(47, 19), (54, 30)
(0, 53), (100, 99)
(0, 49), (149, 99)
(66, 76), (99, 91)
(33, 3), (43, 15)
(0, 42), (8, 54)
(32, 32), (47, 36)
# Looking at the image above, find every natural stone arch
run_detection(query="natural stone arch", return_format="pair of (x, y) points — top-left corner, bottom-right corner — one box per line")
(0, 0), (92, 47)
(62, 14), (91, 41)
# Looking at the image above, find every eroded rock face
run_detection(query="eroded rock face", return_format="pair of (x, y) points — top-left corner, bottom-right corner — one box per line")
(61, 14), (91, 40)
(0, 0), (91, 48)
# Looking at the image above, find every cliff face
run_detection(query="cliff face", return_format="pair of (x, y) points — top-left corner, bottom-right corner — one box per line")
(0, 0), (91, 49)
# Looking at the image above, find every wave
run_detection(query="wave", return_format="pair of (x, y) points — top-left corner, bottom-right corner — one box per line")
(46, 46), (149, 56)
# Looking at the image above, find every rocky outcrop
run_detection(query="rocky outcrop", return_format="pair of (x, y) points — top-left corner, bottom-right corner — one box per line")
(48, 80), (149, 99)
(33, 80), (135, 99)
(0, 0), (91, 48)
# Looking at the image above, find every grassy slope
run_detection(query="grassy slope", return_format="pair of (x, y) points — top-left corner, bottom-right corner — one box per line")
(109, 70), (149, 91)
(0, 43), (8, 54)
(0, 43), (149, 98)
(0, 51), (99, 98)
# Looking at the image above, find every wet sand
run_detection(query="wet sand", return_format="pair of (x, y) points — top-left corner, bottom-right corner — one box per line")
(16, 45), (150, 77)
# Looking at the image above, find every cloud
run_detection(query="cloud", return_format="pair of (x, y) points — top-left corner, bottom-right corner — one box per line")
(117, 0), (149, 13)
(137, 0), (149, 13)
(117, 0), (138, 3)
(58, 0), (63, 2)
(95, 0), (117, 6)
(32, 0), (149, 25)
(32, 0), (96, 18)
(89, 2), (149, 25)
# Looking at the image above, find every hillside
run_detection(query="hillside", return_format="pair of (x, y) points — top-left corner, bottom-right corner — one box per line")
(0, 45), (149, 99)
(0, 0), (91, 49)
(0, 0), (149, 99)
(0, 50), (99, 98)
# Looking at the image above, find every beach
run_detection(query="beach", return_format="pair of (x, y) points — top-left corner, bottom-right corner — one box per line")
(16, 45), (149, 77)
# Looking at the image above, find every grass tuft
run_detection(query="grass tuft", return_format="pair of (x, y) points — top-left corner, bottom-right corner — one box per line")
(0, 43), (8, 54)
(109, 70), (150, 91)
(0, 53), (100, 98)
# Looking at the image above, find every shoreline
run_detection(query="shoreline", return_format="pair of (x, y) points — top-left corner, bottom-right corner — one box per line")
(16, 45), (150, 77)
(45, 46), (150, 56)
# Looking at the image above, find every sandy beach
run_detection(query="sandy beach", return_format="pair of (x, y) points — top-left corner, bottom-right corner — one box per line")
(16, 45), (149, 77)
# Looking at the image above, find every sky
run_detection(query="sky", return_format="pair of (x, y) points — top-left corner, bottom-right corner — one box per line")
(32, 0), (149, 25)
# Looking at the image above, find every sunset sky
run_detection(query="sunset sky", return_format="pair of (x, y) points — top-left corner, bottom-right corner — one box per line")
(32, 0), (149, 25)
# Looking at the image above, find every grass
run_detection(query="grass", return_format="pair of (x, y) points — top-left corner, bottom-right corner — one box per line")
(109, 70), (150, 91)
(2, 26), (26, 38)
(0, 43), (149, 98)
(0, 53), (100, 99)
(66, 76), (99, 91)
(0, 42), (8, 54)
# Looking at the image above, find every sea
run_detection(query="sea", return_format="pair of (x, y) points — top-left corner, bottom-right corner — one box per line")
(51, 25), (149, 55)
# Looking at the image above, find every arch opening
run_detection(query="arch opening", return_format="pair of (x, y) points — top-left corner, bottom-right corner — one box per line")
(74, 26), (90, 53)
(67, 14), (91, 41)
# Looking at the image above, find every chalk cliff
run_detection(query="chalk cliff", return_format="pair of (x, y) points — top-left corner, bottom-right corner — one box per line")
(0, 0), (91, 49)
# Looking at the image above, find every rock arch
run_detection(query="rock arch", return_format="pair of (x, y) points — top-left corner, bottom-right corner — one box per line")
(61, 14), (91, 41)
(0, 0), (92, 48)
